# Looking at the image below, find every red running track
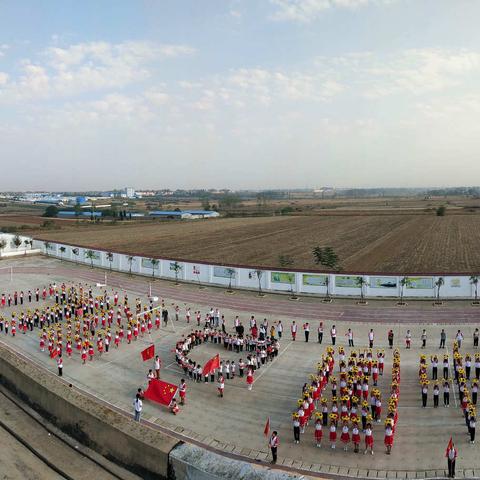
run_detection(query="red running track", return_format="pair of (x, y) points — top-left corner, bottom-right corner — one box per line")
(3, 266), (480, 324)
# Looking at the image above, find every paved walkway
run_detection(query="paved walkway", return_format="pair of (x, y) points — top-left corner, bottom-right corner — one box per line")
(0, 257), (479, 479)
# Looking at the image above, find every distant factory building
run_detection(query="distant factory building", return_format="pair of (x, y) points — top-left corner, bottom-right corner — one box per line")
(124, 187), (135, 198)
(148, 210), (219, 220)
(57, 211), (102, 218)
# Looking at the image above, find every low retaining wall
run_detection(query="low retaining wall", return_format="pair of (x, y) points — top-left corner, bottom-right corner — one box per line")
(0, 341), (178, 479)
(0, 342), (306, 480)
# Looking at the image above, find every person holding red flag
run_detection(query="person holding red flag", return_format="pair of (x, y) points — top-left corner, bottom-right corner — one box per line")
(446, 438), (457, 478)
(269, 431), (279, 464)
(202, 353), (220, 378)
(178, 379), (186, 405)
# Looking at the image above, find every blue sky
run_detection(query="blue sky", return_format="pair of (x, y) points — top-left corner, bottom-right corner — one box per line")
(1, 0), (480, 190)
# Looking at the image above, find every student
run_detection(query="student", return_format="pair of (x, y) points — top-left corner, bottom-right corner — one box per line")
(314, 417), (322, 447)
(330, 325), (336, 345)
(384, 420), (394, 455)
(440, 329), (446, 349)
(269, 431), (279, 464)
(293, 413), (301, 444)
(133, 394), (143, 422)
(446, 441), (457, 478)
(387, 329), (394, 349)
(470, 416), (476, 444)
(433, 382), (440, 408)
(317, 322), (323, 344)
(443, 381), (450, 407)
(421, 329), (427, 348)
(364, 422), (374, 455)
(368, 329), (374, 348)
(329, 420), (337, 449)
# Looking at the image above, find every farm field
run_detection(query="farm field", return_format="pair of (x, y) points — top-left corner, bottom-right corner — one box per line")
(33, 214), (480, 274)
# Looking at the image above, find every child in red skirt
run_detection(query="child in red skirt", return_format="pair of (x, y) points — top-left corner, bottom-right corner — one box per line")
(329, 419), (337, 449)
(314, 418), (323, 447)
(384, 420), (394, 454)
(340, 421), (350, 451)
(352, 421), (361, 453)
(364, 422), (374, 455)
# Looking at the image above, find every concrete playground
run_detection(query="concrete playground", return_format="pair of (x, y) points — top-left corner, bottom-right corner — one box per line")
(0, 255), (479, 479)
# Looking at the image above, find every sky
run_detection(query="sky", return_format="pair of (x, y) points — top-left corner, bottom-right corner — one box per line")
(1, 0), (480, 191)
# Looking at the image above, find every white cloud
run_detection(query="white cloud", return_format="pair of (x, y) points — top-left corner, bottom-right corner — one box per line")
(0, 72), (9, 85)
(362, 49), (480, 97)
(269, 0), (396, 22)
(0, 40), (194, 102)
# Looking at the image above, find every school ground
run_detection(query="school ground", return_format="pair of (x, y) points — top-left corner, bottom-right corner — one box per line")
(0, 255), (479, 479)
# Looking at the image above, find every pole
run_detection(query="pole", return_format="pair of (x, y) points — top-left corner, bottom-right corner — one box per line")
(10, 266), (13, 282)
(149, 282), (152, 298)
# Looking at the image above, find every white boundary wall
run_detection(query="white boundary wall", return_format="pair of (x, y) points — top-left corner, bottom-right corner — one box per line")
(32, 239), (480, 300)
(0, 233), (40, 257)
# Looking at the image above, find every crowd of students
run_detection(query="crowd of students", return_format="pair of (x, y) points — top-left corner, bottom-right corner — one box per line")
(291, 345), (401, 455)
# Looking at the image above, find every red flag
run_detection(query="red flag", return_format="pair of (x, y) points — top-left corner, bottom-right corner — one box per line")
(264, 417), (270, 437)
(445, 437), (454, 457)
(202, 353), (220, 377)
(141, 344), (155, 361)
(144, 379), (178, 406)
(50, 348), (58, 359)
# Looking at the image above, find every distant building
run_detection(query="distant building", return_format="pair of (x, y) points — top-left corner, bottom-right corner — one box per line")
(148, 210), (219, 220)
(125, 187), (135, 198)
(57, 211), (102, 218)
(149, 211), (191, 219)
(184, 210), (220, 219)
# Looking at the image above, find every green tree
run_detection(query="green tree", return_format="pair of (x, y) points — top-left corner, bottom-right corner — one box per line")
(201, 197), (211, 211)
(171, 261), (183, 285)
(435, 277), (445, 302)
(150, 258), (159, 278)
(0, 239), (7, 257)
(278, 255), (297, 299)
(59, 246), (66, 261)
(278, 255), (294, 268)
(127, 256), (135, 275)
(43, 205), (59, 217)
(219, 194), (242, 212)
(43, 240), (51, 256)
(253, 269), (264, 297)
(470, 275), (479, 302)
(85, 249), (96, 268)
(313, 246), (339, 270)
(436, 206), (446, 216)
(355, 276), (368, 302)
(324, 276), (331, 301)
(72, 247), (79, 263)
(74, 203), (83, 217)
(106, 252), (114, 271)
(12, 235), (22, 250)
(399, 276), (411, 304)
(225, 267), (236, 292)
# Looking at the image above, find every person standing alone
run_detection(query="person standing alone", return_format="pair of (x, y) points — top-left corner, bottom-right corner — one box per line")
(269, 431), (279, 464)
(446, 439), (457, 478)
(133, 393), (142, 422)
(303, 323), (310, 342)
